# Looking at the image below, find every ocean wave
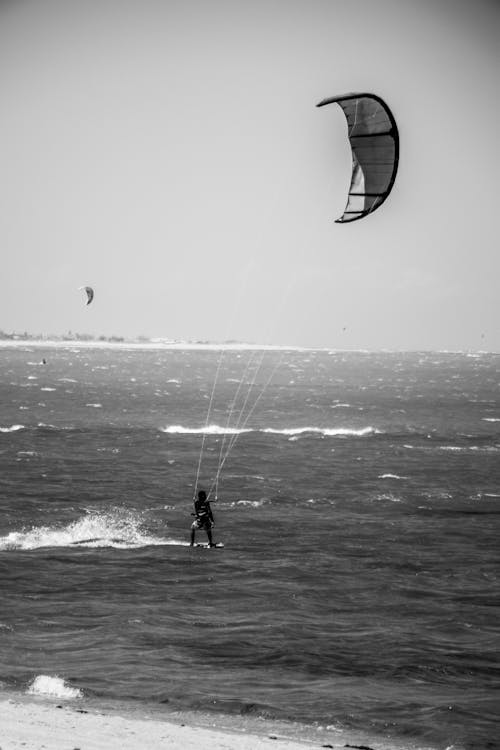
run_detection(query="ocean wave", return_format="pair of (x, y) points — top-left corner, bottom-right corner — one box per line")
(482, 417), (500, 422)
(161, 424), (251, 435)
(0, 424), (25, 433)
(0, 510), (174, 551)
(261, 426), (379, 437)
(378, 473), (406, 480)
(27, 675), (82, 699)
(161, 424), (379, 437)
(374, 493), (402, 503)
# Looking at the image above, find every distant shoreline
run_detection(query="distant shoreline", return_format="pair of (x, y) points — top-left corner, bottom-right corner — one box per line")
(0, 339), (496, 354)
(0, 338), (307, 352)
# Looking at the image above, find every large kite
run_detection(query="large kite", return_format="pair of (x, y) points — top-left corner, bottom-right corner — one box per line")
(317, 92), (399, 223)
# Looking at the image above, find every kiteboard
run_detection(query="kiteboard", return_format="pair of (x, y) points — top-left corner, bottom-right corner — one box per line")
(194, 542), (224, 549)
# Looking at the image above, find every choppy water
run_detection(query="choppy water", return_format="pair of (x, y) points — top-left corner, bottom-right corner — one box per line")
(1, 345), (499, 749)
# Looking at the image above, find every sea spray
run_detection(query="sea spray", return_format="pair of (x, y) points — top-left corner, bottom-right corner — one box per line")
(27, 675), (83, 699)
(0, 509), (171, 550)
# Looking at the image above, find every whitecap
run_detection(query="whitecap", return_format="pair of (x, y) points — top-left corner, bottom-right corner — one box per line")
(482, 417), (500, 422)
(161, 424), (379, 438)
(0, 424), (25, 433)
(374, 493), (402, 503)
(86, 403), (102, 408)
(161, 424), (250, 435)
(235, 499), (267, 508)
(40, 387), (56, 392)
(378, 473), (406, 480)
(27, 675), (82, 699)
(261, 426), (379, 437)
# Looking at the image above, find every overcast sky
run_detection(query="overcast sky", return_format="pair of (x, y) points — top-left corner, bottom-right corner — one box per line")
(1, 0), (499, 350)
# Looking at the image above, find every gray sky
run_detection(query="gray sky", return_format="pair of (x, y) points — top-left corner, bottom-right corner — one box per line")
(1, 0), (499, 350)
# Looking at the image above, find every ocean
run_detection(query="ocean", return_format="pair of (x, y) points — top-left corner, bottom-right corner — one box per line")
(1, 344), (499, 750)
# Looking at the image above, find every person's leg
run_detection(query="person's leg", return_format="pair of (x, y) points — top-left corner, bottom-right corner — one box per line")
(206, 526), (214, 547)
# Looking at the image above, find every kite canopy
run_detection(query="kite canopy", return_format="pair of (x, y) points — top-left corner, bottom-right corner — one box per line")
(79, 286), (94, 305)
(317, 92), (399, 223)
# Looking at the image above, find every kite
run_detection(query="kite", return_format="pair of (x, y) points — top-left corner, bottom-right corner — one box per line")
(317, 92), (399, 223)
(79, 286), (94, 305)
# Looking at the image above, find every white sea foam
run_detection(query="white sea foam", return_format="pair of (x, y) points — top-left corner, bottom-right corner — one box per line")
(0, 424), (25, 433)
(375, 493), (402, 503)
(27, 675), (82, 699)
(161, 424), (251, 435)
(86, 403), (102, 408)
(161, 424), (379, 437)
(378, 473), (406, 480)
(0, 510), (173, 551)
(482, 417), (500, 422)
(40, 387), (56, 391)
(262, 426), (379, 437)
(235, 499), (267, 508)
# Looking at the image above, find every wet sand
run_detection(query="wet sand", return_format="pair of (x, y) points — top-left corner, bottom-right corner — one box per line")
(0, 696), (435, 750)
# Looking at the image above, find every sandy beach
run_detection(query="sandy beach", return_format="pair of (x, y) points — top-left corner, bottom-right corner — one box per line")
(0, 696), (433, 750)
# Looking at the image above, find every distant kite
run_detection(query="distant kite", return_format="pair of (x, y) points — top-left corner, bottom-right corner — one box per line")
(317, 92), (399, 223)
(79, 286), (94, 305)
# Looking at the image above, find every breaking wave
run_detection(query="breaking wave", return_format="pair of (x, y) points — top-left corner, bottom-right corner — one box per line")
(0, 424), (25, 433)
(261, 426), (379, 437)
(27, 675), (82, 699)
(161, 424), (380, 437)
(162, 424), (251, 435)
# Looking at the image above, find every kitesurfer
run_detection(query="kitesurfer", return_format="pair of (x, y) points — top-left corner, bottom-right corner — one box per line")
(190, 490), (215, 547)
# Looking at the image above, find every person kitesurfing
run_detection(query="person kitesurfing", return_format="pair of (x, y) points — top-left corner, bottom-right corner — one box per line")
(190, 490), (215, 547)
